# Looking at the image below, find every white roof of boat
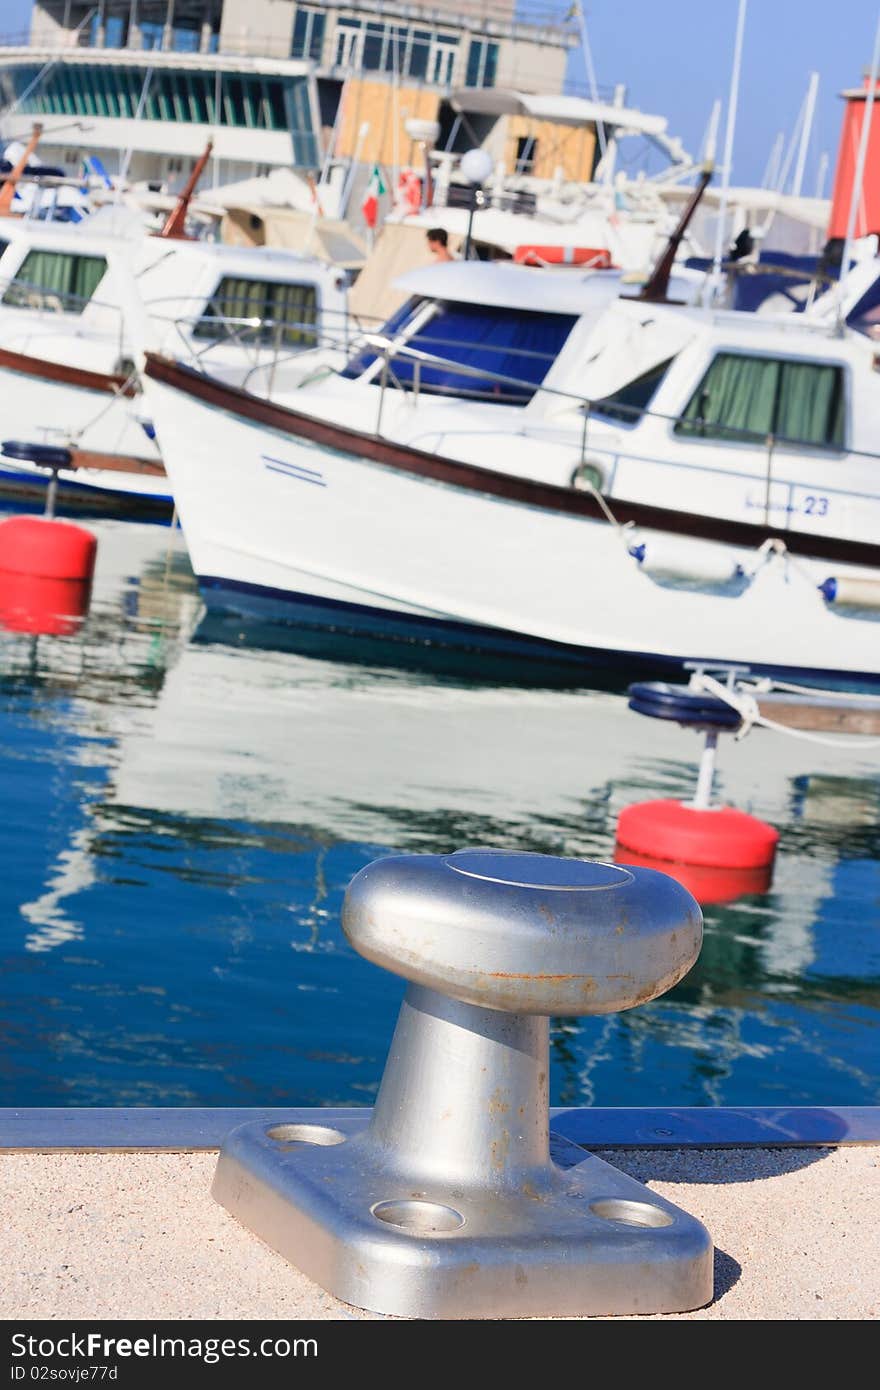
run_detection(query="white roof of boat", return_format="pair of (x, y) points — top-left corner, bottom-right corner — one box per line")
(449, 88), (669, 137)
(604, 293), (869, 357)
(392, 261), (630, 314)
(393, 261), (707, 314)
(0, 214), (335, 280)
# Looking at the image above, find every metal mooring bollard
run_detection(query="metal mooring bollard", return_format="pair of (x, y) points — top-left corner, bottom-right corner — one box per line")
(212, 850), (714, 1318)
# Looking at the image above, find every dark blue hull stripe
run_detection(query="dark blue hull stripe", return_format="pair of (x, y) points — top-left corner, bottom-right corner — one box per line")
(199, 575), (880, 690)
(0, 466), (174, 515)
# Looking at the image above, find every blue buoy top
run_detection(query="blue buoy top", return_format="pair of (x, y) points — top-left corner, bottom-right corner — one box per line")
(2, 440), (74, 470)
(627, 681), (743, 731)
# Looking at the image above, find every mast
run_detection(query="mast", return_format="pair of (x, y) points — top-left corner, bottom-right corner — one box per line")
(631, 162), (713, 303)
(0, 123), (43, 217)
(791, 71), (820, 199)
(709, 0), (748, 302)
(158, 139), (213, 240)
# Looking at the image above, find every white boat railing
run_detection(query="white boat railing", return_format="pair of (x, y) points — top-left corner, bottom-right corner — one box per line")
(153, 304), (880, 532)
(0, 273), (128, 366)
(352, 330), (880, 542)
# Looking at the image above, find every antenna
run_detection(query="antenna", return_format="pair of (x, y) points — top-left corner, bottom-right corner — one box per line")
(814, 150), (830, 200)
(791, 71), (820, 199)
(573, 1), (607, 165)
(709, 0), (748, 303)
(701, 99), (722, 165)
(158, 139), (214, 240)
(760, 131), (784, 190)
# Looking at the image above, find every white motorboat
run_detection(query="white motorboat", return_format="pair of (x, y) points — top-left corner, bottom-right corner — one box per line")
(0, 206), (350, 515)
(138, 222), (880, 686)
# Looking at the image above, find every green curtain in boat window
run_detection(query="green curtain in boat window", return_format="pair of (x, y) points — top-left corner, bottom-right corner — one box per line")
(775, 359), (845, 448)
(3, 249), (107, 311)
(676, 351), (846, 449)
(193, 277), (318, 347)
(676, 352), (778, 443)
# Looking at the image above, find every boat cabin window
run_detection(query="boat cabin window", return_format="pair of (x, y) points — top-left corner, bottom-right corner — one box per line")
(591, 358), (674, 425)
(675, 351), (845, 449)
(2, 249), (107, 313)
(341, 296), (577, 402)
(192, 276), (319, 346)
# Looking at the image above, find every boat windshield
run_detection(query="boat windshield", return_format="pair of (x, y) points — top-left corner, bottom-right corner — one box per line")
(341, 296), (577, 402)
(1, 247), (108, 314)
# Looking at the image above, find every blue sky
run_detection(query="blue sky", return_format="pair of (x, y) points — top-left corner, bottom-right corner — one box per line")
(3, 0), (878, 191)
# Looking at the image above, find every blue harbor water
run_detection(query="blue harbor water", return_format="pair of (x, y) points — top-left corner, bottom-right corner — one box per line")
(1, 512), (878, 1110)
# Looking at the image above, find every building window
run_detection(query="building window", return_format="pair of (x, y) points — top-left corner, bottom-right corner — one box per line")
(408, 29), (432, 80)
(139, 21), (164, 51)
(333, 18), (457, 83)
(193, 277), (319, 346)
(3, 249), (107, 313)
(291, 7), (326, 62)
(674, 353), (846, 449)
(171, 27), (201, 54)
(334, 19), (362, 67)
(104, 15), (126, 48)
(514, 136), (538, 173)
(465, 38), (498, 88)
(0, 64), (319, 164)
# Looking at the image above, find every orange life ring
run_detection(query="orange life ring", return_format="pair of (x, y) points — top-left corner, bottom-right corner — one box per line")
(514, 245), (613, 268)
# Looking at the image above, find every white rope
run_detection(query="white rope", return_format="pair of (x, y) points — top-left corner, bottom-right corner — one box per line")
(577, 477), (636, 539)
(739, 673), (880, 705)
(689, 671), (880, 749)
(68, 369), (140, 445)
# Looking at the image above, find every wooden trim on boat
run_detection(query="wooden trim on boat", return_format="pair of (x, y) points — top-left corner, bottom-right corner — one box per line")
(70, 448), (166, 478)
(143, 354), (880, 570)
(0, 347), (140, 397)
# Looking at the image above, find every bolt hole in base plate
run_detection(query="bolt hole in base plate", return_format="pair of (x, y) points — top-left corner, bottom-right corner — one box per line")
(590, 1198), (674, 1228)
(371, 1199), (465, 1234)
(266, 1123), (347, 1146)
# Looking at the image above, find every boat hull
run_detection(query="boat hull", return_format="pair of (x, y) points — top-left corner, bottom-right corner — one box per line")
(0, 356), (170, 515)
(143, 360), (880, 688)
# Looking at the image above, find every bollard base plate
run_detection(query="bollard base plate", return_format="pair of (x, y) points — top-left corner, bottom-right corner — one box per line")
(212, 1111), (714, 1319)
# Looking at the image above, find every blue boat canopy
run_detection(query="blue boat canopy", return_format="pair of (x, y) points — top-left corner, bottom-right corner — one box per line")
(341, 297), (578, 402)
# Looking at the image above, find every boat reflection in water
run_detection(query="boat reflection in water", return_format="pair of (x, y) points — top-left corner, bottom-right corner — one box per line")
(0, 512), (877, 1111)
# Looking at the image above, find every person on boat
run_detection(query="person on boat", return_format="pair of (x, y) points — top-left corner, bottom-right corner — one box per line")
(426, 227), (454, 262)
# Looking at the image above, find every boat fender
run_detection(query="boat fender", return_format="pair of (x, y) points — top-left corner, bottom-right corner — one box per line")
(819, 576), (880, 608)
(629, 536), (744, 585)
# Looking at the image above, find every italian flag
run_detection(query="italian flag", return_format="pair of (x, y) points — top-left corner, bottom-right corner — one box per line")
(361, 164), (386, 229)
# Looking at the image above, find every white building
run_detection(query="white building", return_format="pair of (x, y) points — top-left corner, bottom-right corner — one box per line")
(0, 1), (578, 187)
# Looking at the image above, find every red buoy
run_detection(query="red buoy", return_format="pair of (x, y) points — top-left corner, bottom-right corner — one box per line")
(616, 798), (779, 869)
(614, 845), (774, 907)
(0, 515), (96, 636)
